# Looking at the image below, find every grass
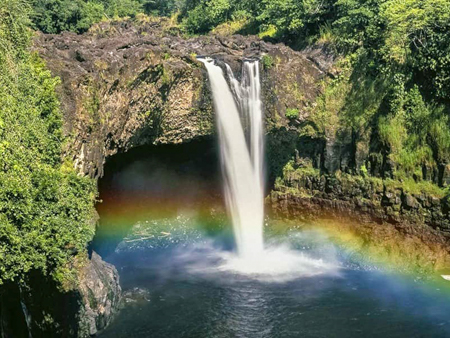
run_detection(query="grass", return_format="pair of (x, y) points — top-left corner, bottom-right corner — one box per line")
(384, 178), (447, 198)
(258, 24), (277, 38)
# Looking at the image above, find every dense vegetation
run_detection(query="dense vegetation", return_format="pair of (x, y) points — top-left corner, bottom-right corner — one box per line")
(0, 0), (96, 288)
(30, 0), (181, 33)
(175, 0), (450, 187)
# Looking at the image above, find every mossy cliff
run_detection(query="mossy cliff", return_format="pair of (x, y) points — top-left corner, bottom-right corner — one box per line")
(266, 53), (450, 251)
(270, 160), (449, 230)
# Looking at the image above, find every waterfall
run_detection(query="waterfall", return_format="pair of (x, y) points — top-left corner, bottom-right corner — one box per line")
(19, 287), (33, 338)
(199, 58), (264, 258)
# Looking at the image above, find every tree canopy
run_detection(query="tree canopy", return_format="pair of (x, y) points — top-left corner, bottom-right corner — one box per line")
(0, 0), (96, 287)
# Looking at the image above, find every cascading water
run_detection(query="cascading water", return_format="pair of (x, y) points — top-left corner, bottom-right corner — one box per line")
(199, 58), (264, 258)
(199, 57), (337, 279)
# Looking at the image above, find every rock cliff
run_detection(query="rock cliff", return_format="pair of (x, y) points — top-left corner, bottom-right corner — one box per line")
(31, 17), (331, 336)
(78, 252), (121, 336)
(0, 251), (120, 338)
(34, 16), (329, 178)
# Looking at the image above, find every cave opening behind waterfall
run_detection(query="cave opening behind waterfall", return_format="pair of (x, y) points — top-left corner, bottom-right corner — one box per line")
(92, 137), (224, 256)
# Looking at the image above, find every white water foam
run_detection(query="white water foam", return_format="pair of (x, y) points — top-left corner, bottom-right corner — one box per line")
(217, 245), (338, 282)
(169, 239), (339, 283)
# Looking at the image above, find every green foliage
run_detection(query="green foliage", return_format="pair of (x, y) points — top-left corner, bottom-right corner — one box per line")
(33, 0), (93, 33)
(383, 177), (447, 199)
(30, 0), (187, 34)
(258, 24), (277, 38)
(211, 17), (249, 36)
(31, 0), (144, 33)
(255, 0), (305, 38)
(377, 83), (450, 178)
(360, 164), (368, 177)
(285, 108), (300, 120)
(380, 0), (450, 64)
(105, 0), (142, 17)
(306, 57), (353, 140)
(141, 0), (183, 16)
(182, 0), (232, 34)
(378, 114), (407, 156)
(333, 0), (383, 51)
(0, 0), (32, 59)
(77, 2), (105, 32)
(0, 0), (96, 287)
(179, 0), (332, 40)
(261, 54), (274, 69)
(274, 158), (320, 196)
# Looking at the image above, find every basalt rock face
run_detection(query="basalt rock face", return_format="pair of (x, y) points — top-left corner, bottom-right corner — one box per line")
(269, 168), (450, 266)
(270, 174), (450, 231)
(77, 252), (121, 337)
(0, 252), (120, 338)
(34, 17), (330, 178)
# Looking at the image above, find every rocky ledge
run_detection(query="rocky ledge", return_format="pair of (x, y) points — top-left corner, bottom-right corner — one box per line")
(34, 16), (332, 178)
(271, 171), (450, 231)
(269, 163), (450, 271)
(0, 251), (120, 338)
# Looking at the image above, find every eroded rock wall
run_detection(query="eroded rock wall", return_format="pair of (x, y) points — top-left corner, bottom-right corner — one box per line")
(270, 172), (450, 232)
(0, 252), (120, 338)
(35, 17), (329, 178)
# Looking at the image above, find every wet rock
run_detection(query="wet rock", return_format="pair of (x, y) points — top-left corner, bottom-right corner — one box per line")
(78, 252), (121, 337)
(403, 193), (418, 210)
(0, 252), (120, 338)
(122, 287), (151, 304)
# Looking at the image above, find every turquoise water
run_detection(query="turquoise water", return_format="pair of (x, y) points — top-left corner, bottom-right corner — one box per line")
(98, 218), (450, 338)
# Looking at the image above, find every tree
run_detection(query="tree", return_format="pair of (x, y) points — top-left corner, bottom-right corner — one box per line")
(0, 0), (96, 287)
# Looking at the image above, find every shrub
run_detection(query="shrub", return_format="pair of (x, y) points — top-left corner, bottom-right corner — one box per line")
(0, 0), (96, 288)
(285, 108), (300, 120)
(360, 164), (368, 177)
(261, 54), (274, 69)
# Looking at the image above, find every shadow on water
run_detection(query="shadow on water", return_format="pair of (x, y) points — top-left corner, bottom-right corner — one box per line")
(92, 137), (224, 256)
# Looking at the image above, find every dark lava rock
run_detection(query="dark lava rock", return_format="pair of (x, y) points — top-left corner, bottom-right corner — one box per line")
(34, 17), (331, 178)
(78, 252), (122, 337)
